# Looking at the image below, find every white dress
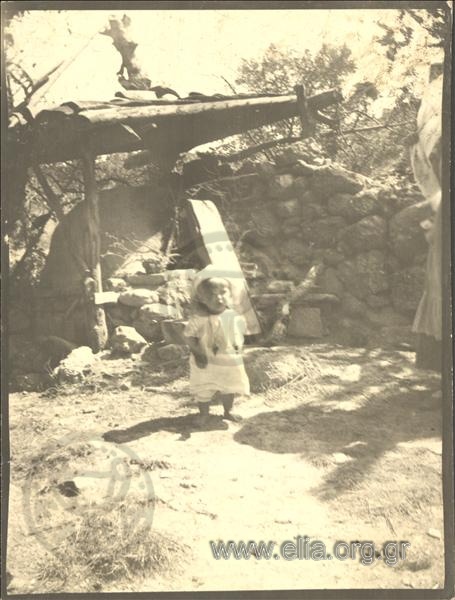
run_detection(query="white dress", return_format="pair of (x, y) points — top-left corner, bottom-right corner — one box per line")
(184, 309), (250, 403)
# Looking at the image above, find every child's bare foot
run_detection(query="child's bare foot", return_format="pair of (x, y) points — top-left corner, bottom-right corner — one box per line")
(195, 402), (210, 427)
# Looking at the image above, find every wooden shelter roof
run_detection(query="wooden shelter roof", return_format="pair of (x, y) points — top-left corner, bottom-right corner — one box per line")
(8, 88), (341, 166)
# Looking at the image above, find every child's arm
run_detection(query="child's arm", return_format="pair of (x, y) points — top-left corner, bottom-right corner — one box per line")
(185, 336), (208, 369)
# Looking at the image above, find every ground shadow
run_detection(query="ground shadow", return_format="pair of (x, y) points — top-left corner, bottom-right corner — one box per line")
(103, 413), (228, 443)
(234, 348), (441, 501)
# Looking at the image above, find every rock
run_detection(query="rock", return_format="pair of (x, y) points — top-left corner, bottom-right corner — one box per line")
(339, 215), (387, 255)
(235, 159), (257, 175)
(273, 198), (301, 219)
(274, 148), (302, 167)
(141, 345), (157, 363)
(241, 262), (266, 281)
(291, 160), (317, 177)
(161, 320), (188, 345)
(105, 277), (128, 292)
(287, 306), (323, 338)
(54, 346), (97, 383)
(365, 293), (390, 309)
(138, 303), (182, 320)
(267, 280), (295, 293)
(310, 164), (365, 199)
(341, 293), (368, 317)
(105, 304), (134, 327)
(250, 206), (281, 236)
(111, 326), (147, 355)
(280, 239), (313, 267)
(327, 191), (380, 222)
(251, 293), (287, 309)
(300, 204), (319, 222)
(125, 273), (167, 287)
(389, 201), (432, 264)
(132, 315), (162, 342)
(37, 336), (77, 369)
(301, 216), (347, 247)
(156, 344), (187, 361)
(11, 372), (51, 392)
(118, 288), (160, 307)
(337, 251), (389, 298)
(115, 259), (146, 278)
(391, 265), (426, 313)
(268, 174), (295, 200)
(317, 267), (344, 296)
(256, 161), (276, 180)
(292, 177), (312, 198)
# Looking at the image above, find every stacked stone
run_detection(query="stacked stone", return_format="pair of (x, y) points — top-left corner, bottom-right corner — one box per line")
(201, 147), (429, 346)
(104, 268), (195, 352)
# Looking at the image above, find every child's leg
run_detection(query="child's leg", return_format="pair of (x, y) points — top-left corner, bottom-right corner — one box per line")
(221, 394), (242, 422)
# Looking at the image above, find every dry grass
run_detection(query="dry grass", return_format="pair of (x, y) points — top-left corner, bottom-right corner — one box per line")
(38, 499), (187, 592)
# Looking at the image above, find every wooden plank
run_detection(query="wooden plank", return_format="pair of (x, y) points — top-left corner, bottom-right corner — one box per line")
(185, 199), (261, 335)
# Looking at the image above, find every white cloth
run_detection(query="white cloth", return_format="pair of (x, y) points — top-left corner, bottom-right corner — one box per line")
(184, 309), (250, 402)
(409, 73), (443, 340)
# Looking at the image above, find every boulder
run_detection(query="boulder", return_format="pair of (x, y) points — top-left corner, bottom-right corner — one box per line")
(118, 288), (160, 307)
(337, 250), (389, 299)
(111, 326), (147, 355)
(292, 177), (312, 199)
(287, 306), (323, 338)
(301, 216), (347, 247)
(338, 215), (387, 255)
(37, 336), (77, 368)
(389, 201), (432, 264)
(309, 164), (365, 199)
(280, 239), (314, 267)
(391, 265), (426, 313)
(101, 252), (125, 275)
(54, 346), (97, 383)
(327, 191), (380, 222)
(273, 198), (301, 219)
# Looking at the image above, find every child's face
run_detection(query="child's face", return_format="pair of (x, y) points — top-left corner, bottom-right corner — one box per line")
(198, 278), (231, 314)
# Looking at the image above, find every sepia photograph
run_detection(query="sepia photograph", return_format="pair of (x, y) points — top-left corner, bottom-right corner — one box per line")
(2, 1), (453, 596)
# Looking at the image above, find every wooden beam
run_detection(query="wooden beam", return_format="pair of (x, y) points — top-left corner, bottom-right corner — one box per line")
(80, 150), (108, 352)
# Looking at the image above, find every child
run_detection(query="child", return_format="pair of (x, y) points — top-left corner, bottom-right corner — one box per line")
(184, 271), (250, 424)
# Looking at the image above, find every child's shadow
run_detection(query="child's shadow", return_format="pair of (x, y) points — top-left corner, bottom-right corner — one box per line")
(103, 413), (228, 443)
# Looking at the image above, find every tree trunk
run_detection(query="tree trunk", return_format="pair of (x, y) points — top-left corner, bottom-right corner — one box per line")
(80, 151), (108, 352)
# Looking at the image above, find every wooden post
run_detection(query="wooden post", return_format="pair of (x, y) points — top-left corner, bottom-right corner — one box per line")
(80, 149), (108, 352)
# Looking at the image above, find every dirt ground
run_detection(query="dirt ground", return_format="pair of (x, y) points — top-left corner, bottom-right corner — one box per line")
(6, 342), (445, 594)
